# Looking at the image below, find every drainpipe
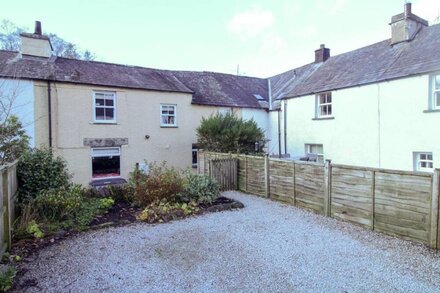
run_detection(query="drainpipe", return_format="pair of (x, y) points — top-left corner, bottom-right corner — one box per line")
(277, 110), (281, 157)
(283, 100), (287, 155)
(267, 79), (272, 111)
(47, 81), (52, 147)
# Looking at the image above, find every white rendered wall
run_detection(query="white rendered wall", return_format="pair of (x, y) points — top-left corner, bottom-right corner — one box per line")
(241, 108), (269, 138)
(0, 78), (35, 146)
(273, 74), (439, 171)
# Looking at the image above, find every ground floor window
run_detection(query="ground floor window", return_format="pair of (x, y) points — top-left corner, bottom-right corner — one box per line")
(414, 152), (433, 172)
(305, 144), (324, 162)
(92, 147), (121, 179)
(192, 144), (198, 168)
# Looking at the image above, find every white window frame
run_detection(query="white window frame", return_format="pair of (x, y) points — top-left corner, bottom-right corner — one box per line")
(432, 75), (440, 110)
(316, 92), (332, 118)
(91, 147), (121, 179)
(93, 91), (116, 123)
(414, 152), (433, 172)
(305, 144), (324, 162)
(160, 104), (177, 127)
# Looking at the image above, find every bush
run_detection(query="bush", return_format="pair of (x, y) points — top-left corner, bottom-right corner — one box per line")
(108, 184), (134, 203)
(17, 147), (70, 202)
(196, 112), (265, 154)
(34, 185), (84, 222)
(181, 173), (220, 204)
(137, 200), (199, 223)
(131, 162), (184, 207)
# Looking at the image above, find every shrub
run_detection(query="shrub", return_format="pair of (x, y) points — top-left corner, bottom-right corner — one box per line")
(0, 267), (16, 292)
(25, 220), (44, 239)
(137, 200), (199, 223)
(99, 197), (115, 210)
(108, 184), (134, 203)
(17, 147), (70, 202)
(131, 162), (184, 207)
(181, 173), (220, 204)
(34, 185), (84, 222)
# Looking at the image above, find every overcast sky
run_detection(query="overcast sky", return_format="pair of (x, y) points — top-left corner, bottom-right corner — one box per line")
(1, 0), (440, 77)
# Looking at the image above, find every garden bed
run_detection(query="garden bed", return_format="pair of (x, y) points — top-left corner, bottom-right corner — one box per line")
(10, 196), (243, 259)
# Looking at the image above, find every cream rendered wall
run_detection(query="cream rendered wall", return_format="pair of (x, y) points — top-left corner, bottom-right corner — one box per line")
(277, 74), (440, 171)
(241, 108), (268, 135)
(20, 36), (52, 58)
(34, 82), (260, 185)
(0, 78), (35, 146)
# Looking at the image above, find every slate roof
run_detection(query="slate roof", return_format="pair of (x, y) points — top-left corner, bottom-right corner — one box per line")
(275, 23), (440, 99)
(0, 50), (268, 108)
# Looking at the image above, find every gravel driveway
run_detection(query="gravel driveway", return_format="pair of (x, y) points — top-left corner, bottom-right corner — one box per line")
(15, 191), (440, 292)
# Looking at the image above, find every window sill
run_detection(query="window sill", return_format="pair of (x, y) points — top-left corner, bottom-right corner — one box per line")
(312, 116), (335, 121)
(160, 125), (178, 128)
(91, 122), (119, 125)
(423, 109), (440, 113)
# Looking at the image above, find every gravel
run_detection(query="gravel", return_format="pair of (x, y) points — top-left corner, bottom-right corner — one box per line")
(15, 191), (440, 292)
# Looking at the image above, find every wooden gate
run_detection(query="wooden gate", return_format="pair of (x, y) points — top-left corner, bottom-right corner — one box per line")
(209, 158), (238, 191)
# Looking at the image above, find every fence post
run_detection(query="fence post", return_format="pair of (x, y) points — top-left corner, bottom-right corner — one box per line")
(430, 169), (439, 249)
(371, 170), (376, 230)
(264, 154), (270, 198)
(2, 169), (10, 250)
(324, 160), (332, 217)
(292, 162), (296, 206)
(245, 155), (248, 192)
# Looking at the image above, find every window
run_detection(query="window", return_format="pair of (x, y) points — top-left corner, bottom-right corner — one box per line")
(94, 92), (116, 123)
(160, 104), (177, 126)
(414, 152), (433, 172)
(305, 144), (324, 162)
(316, 92), (332, 117)
(192, 144), (198, 168)
(433, 75), (440, 110)
(91, 147), (121, 179)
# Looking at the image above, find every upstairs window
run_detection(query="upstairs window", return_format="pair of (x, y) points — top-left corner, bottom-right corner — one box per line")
(433, 75), (440, 110)
(161, 104), (177, 127)
(414, 152), (433, 172)
(316, 92), (332, 118)
(94, 92), (116, 123)
(305, 144), (324, 162)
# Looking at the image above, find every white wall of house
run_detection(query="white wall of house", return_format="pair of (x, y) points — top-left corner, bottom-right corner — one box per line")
(273, 74), (440, 171)
(0, 78), (35, 146)
(241, 108), (269, 136)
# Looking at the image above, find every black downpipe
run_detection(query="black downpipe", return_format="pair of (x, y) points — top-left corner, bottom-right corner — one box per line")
(284, 101), (287, 155)
(47, 81), (52, 147)
(277, 110), (281, 157)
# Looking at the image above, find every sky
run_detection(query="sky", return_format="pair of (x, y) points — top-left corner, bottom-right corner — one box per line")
(1, 0), (440, 78)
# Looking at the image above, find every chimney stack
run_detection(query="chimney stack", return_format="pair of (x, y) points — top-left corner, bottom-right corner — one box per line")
(34, 21), (42, 35)
(315, 44), (330, 63)
(390, 2), (428, 45)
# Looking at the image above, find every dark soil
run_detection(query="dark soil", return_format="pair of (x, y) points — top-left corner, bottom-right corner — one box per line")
(11, 196), (244, 259)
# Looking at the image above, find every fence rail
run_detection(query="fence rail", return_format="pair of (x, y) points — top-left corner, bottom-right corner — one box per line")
(199, 152), (440, 249)
(0, 161), (18, 254)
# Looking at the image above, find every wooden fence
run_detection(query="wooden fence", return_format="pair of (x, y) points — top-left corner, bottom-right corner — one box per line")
(198, 152), (440, 249)
(0, 161), (18, 254)
(208, 159), (238, 191)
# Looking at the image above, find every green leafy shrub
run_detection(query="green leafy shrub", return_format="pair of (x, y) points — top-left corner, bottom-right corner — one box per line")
(25, 220), (44, 239)
(108, 184), (134, 203)
(0, 267), (16, 292)
(137, 200), (199, 223)
(181, 173), (220, 204)
(196, 112), (265, 154)
(17, 147), (70, 202)
(132, 162), (184, 207)
(34, 185), (84, 222)
(99, 197), (115, 210)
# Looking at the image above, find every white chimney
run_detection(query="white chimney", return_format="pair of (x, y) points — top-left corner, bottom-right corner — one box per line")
(20, 21), (53, 58)
(390, 3), (428, 45)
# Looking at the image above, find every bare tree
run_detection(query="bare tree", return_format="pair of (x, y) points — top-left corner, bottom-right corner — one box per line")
(0, 19), (96, 60)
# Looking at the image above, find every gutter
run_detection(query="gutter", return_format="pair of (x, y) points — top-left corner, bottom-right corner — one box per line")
(284, 100), (287, 155)
(47, 81), (52, 147)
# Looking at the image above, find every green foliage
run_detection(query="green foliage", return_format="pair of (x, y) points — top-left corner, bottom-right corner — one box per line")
(74, 198), (107, 229)
(17, 147), (70, 202)
(0, 115), (29, 165)
(34, 185), (83, 222)
(108, 184), (134, 203)
(0, 267), (16, 292)
(196, 112), (265, 154)
(131, 162), (184, 207)
(137, 200), (199, 223)
(181, 173), (220, 204)
(99, 197), (114, 210)
(25, 220), (44, 239)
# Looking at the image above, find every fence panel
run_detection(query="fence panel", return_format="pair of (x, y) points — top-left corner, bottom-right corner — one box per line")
(294, 162), (325, 214)
(246, 156), (266, 197)
(0, 161), (18, 254)
(269, 159), (295, 204)
(209, 159), (238, 191)
(331, 166), (374, 228)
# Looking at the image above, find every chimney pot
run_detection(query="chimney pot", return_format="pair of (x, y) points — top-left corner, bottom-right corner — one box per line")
(34, 21), (42, 35)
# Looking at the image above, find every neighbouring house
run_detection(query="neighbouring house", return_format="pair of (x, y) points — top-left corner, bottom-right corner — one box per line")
(0, 3), (439, 185)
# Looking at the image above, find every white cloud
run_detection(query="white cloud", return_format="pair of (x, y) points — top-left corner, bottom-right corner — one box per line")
(413, 0), (440, 24)
(227, 8), (274, 38)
